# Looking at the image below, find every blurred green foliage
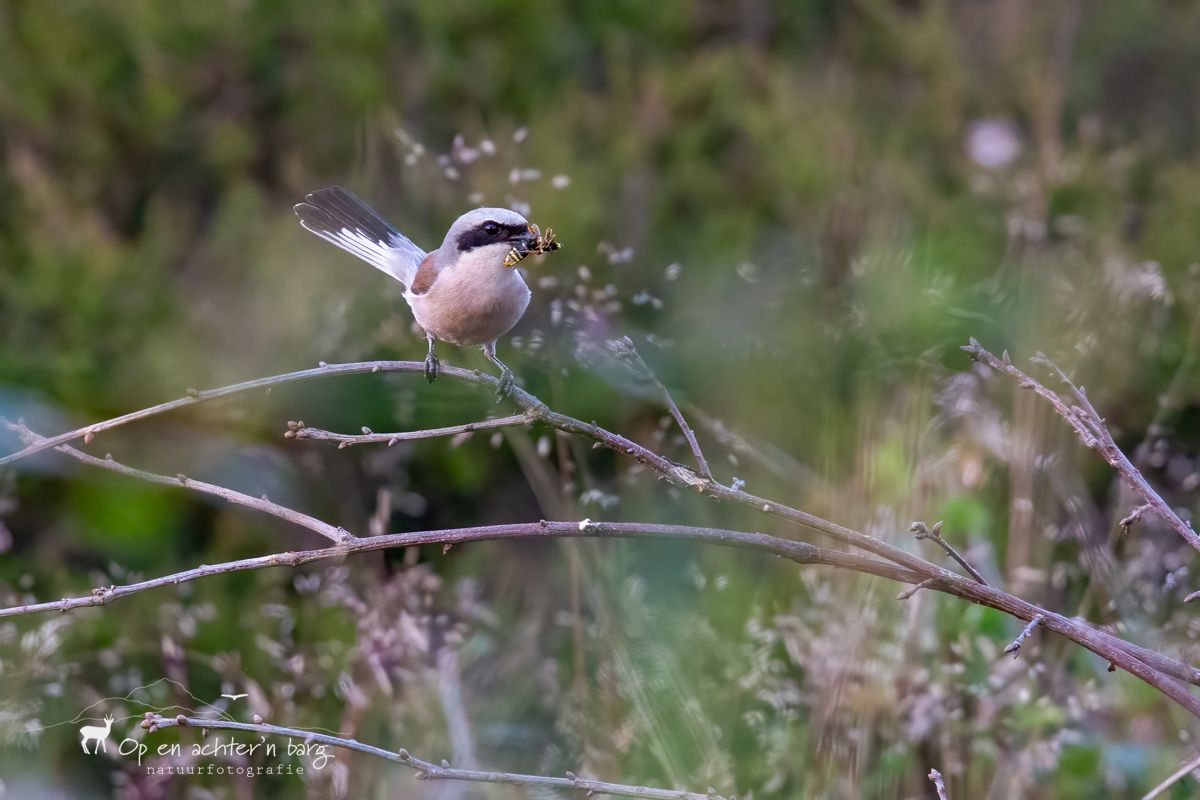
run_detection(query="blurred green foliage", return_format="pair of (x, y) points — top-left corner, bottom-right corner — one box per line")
(2, 0), (1200, 797)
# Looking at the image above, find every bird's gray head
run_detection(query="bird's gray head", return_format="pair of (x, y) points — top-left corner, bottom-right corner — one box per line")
(443, 207), (536, 266)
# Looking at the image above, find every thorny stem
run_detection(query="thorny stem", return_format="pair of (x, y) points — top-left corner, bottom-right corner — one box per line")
(147, 715), (725, 800)
(963, 339), (1200, 555)
(5, 353), (1200, 719)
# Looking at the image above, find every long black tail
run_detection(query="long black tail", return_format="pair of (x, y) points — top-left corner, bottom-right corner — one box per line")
(294, 186), (424, 284)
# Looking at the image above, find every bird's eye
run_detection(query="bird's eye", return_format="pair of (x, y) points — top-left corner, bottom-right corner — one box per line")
(483, 222), (500, 236)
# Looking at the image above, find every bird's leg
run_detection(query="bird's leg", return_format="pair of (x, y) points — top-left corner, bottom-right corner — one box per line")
(424, 334), (440, 384)
(482, 341), (515, 401)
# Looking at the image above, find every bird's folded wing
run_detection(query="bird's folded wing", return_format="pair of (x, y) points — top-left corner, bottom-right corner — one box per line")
(294, 186), (425, 287)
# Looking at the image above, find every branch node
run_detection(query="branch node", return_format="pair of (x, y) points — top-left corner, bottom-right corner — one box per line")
(1003, 614), (1044, 656)
(897, 578), (934, 601)
(910, 521), (988, 585)
(928, 768), (949, 800)
(1120, 504), (1151, 535)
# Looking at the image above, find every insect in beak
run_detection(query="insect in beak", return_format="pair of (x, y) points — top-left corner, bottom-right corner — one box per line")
(504, 223), (562, 268)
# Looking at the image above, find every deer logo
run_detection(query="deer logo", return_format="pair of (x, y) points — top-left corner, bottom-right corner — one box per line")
(79, 714), (114, 754)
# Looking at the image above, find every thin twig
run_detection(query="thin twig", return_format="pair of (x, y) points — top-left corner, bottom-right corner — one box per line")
(605, 337), (712, 479)
(928, 768), (949, 800)
(1120, 504), (1152, 535)
(686, 405), (826, 489)
(910, 521), (989, 585)
(4, 421), (351, 544)
(897, 578), (935, 601)
(964, 339), (1200, 554)
(146, 714), (724, 800)
(288, 414), (533, 448)
(1003, 614), (1044, 656)
(1143, 751), (1200, 800)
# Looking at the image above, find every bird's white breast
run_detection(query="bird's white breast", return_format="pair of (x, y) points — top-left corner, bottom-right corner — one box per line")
(407, 245), (531, 346)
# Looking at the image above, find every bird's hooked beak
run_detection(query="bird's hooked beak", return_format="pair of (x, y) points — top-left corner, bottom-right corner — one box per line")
(510, 225), (539, 251)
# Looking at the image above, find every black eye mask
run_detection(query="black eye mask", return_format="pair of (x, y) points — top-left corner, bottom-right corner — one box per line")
(455, 222), (530, 252)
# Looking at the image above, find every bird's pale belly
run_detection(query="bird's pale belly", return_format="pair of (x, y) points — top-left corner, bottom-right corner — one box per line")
(409, 270), (531, 347)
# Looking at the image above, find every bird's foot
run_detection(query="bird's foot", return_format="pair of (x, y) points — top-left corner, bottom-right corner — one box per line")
(424, 351), (440, 384)
(495, 366), (515, 402)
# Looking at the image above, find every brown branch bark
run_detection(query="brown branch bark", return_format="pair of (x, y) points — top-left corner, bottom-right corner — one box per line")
(287, 414), (533, 448)
(0, 519), (921, 618)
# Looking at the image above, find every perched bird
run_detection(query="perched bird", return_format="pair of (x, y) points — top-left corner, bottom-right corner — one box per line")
(294, 186), (548, 400)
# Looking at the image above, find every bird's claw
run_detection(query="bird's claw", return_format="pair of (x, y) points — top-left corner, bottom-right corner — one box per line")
(495, 367), (515, 402)
(424, 351), (440, 384)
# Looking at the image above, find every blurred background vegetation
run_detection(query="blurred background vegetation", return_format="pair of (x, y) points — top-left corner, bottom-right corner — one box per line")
(2, 0), (1200, 797)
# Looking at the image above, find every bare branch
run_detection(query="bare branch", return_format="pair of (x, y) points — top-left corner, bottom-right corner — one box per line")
(0, 520), (922, 619)
(5, 508), (1199, 722)
(909, 521), (989, 585)
(964, 339), (1200, 554)
(1143, 752), (1200, 800)
(1003, 614), (1044, 657)
(145, 714), (724, 800)
(0, 359), (524, 466)
(4, 420), (351, 544)
(288, 413), (533, 448)
(928, 768), (949, 800)
(9, 352), (1200, 718)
